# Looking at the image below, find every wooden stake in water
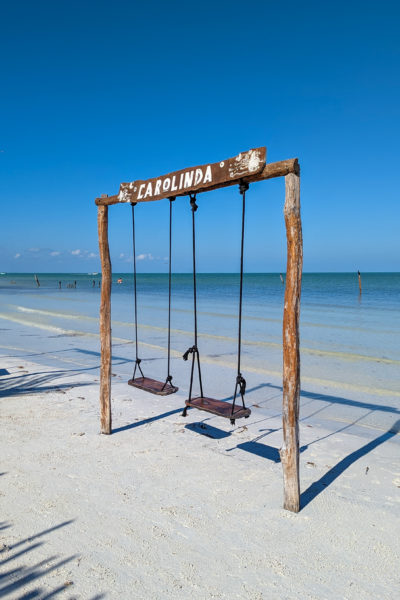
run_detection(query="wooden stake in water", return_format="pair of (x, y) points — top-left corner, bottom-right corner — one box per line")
(358, 270), (362, 295)
(34, 274), (40, 287)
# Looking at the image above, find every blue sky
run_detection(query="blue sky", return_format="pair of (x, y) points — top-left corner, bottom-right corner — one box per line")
(0, 0), (399, 273)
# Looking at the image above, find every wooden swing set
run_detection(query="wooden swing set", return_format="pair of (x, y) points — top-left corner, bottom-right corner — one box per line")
(95, 147), (303, 512)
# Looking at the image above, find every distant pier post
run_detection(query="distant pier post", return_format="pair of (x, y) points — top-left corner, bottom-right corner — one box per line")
(98, 199), (112, 434)
(358, 270), (362, 295)
(280, 169), (302, 513)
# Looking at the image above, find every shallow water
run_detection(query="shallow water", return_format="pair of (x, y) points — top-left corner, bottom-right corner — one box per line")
(1, 272), (399, 397)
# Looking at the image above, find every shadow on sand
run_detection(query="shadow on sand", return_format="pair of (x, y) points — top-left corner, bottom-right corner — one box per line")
(0, 370), (92, 398)
(112, 407), (183, 433)
(0, 346), (163, 400)
(215, 382), (400, 508)
(300, 419), (400, 509)
(0, 517), (106, 599)
(262, 382), (400, 416)
(185, 422), (231, 439)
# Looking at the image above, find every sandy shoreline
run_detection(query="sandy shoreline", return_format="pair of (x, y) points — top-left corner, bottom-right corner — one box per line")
(1, 322), (400, 598)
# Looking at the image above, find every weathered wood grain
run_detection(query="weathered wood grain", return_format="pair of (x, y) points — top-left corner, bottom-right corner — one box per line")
(280, 172), (303, 512)
(97, 205), (112, 434)
(106, 147), (266, 205)
(93, 151), (302, 207)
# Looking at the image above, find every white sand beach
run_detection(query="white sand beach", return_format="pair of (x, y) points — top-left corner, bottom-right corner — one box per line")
(1, 305), (399, 599)
(2, 0), (400, 596)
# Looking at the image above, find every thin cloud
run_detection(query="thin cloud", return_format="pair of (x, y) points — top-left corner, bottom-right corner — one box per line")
(50, 251), (61, 256)
(137, 253), (154, 261)
(70, 249), (97, 259)
(14, 253), (21, 259)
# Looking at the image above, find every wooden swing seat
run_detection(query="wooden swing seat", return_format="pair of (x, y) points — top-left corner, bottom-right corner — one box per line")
(185, 396), (251, 420)
(128, 377), (178, 396)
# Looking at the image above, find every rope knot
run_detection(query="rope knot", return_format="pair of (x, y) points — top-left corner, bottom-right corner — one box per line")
(236, 373), (246, 395)
(183, 345), (196, 361)
(239, 181), (249, 195)
(189, 194), (198, 212)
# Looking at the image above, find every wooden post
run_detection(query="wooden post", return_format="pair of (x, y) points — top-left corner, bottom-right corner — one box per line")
(280, 172), (303, 512)
(358, 270), (362, 295)
(98, 204), (112, 434)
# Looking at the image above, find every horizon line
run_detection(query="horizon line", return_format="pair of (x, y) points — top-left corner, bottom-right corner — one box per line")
(1, 271), (399, 276)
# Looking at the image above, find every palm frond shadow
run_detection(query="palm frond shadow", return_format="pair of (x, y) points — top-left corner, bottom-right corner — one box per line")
(0, 371), (91, 398)
(0, 519), (105, 599)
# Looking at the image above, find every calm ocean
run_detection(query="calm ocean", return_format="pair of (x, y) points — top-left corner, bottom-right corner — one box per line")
(1, 273), (399, 417)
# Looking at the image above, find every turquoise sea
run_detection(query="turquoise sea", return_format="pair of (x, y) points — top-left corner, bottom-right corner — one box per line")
(1, 272), (399, 436)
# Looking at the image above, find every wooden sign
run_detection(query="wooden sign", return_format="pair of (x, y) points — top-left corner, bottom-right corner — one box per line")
(115, 147), (266, 204)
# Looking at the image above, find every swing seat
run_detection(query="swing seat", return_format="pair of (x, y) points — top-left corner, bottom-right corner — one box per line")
(185, 396), (251, 421)
(128, 377), (178, 396)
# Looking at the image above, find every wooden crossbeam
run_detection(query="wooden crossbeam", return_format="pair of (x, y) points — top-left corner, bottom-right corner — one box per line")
(95, 155), (299, 206)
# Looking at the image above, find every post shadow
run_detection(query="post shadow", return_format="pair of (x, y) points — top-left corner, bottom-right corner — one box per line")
(112, 407), (183, 433)
(300, 419), (400, 510)
(263, 382), (400, 416)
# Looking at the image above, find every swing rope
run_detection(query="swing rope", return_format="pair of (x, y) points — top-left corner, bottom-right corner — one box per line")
(131, 202), (144, 380)
(162, 197), (176, 391)
(183, 194), (204, 401)
(182, 183), (250, 423)
(231, 181), (249, 415)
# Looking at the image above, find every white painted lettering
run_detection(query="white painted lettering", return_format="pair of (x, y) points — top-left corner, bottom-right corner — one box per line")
(154, 180), (162, 196)
(137, 184), (146, 199)
(184, 170), (194, 188)
(144, 182), (153, 198)
(171, 175), (178, 191)
(163, 178), (171, 191)
(194, 168), (203, 185)
(203, 165), (212, 183)
(179, 173), (184, 189)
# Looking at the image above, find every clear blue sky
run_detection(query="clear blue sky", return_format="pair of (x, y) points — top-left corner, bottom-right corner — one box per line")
(1, 0), (399, 273)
